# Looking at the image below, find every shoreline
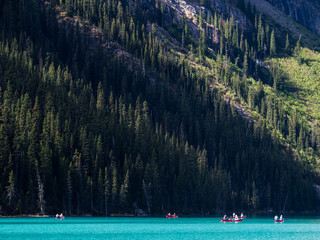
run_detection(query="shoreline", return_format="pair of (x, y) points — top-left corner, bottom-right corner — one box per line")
(0, 211), (319, 218)
(0, 214), (50, 218)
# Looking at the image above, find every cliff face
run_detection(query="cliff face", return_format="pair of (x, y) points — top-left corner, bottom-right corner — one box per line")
(154, 0), (247, 41)
(266, 0), (320, 36)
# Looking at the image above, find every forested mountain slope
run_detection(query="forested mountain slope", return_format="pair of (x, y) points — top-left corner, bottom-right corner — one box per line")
(0, 0), (319, 216)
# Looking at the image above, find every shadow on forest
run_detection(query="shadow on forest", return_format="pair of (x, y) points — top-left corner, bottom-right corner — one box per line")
(280, 80), (302, 94)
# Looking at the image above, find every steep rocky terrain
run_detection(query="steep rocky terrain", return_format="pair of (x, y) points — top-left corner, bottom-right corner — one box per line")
(245, 0), (320, 48)
(266, 0), (320, 36)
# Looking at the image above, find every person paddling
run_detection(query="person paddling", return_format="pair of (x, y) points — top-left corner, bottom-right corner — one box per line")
(274, 215), (278, 220)
(279, 215), (283, 220)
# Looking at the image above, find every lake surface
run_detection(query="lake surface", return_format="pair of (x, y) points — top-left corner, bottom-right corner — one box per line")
(0, 216), (320, 239)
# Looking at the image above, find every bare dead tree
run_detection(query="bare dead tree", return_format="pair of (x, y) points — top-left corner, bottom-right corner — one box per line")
(6, 171), (15, 205)
(36, 164), (45, 215)
(143, 179), (151, 214)
(67, 171), (72, 216)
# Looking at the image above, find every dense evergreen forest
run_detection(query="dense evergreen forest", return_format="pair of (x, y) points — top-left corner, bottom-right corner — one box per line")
(0, 0), (319, 215)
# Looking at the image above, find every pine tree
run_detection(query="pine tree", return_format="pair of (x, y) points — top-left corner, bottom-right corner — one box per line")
(294, 35), (302, 63)
(73, 149), (82, 213)
(0, 124), (10, 184)
(243, 52), (248, 76)
(67, 169), (72, 215)
(97, 82), (105, 110)
(285, 33), (290, 53)
(104, 167), (110, 215)
(198, 9), (202, 29)
(111, 166), (118, 210)
(270, 29), (276, 56)
(214, 11), (218, 28)
(119, 170), (129, 212)
(198, 29), (205, 63)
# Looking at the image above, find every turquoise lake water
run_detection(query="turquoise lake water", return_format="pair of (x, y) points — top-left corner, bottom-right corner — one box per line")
(0, 216), (320, 239)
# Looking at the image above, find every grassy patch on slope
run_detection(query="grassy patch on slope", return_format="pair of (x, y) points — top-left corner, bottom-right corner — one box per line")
(266, 48), (320, 127)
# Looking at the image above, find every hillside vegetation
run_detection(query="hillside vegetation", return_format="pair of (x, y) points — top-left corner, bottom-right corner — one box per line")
(265, 48), (320, 170)
(267, 48), (320, 122)
(0, 0), (319, 216)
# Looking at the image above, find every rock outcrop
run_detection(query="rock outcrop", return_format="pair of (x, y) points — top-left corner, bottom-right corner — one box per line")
(266, 0), (320, 36)
(158, 0), (247, 42)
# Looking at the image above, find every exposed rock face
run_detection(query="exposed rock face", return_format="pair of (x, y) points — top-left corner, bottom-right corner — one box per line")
(161, 0), (200, 38)
(159, 0), (247, 41)
(266, 0), (320, 36)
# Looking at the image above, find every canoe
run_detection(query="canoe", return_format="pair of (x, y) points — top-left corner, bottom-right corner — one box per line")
(274, 219), (284, 222)
(166, 215), (178, 218)
(55, 216), (64, 219)
(220, 219), (243, 222)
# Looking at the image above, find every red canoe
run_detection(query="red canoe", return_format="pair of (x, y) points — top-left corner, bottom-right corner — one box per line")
(166, 215), (178, 218)
(220, 219), (243, 222)
(274, 219), (284, 222)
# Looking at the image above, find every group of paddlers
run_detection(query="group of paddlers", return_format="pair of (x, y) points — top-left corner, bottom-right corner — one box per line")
(274, 215), (283, 221)
(223, 212), (245, 220)
(55, 213), (64, 218)
(166, 213), (178, 218)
